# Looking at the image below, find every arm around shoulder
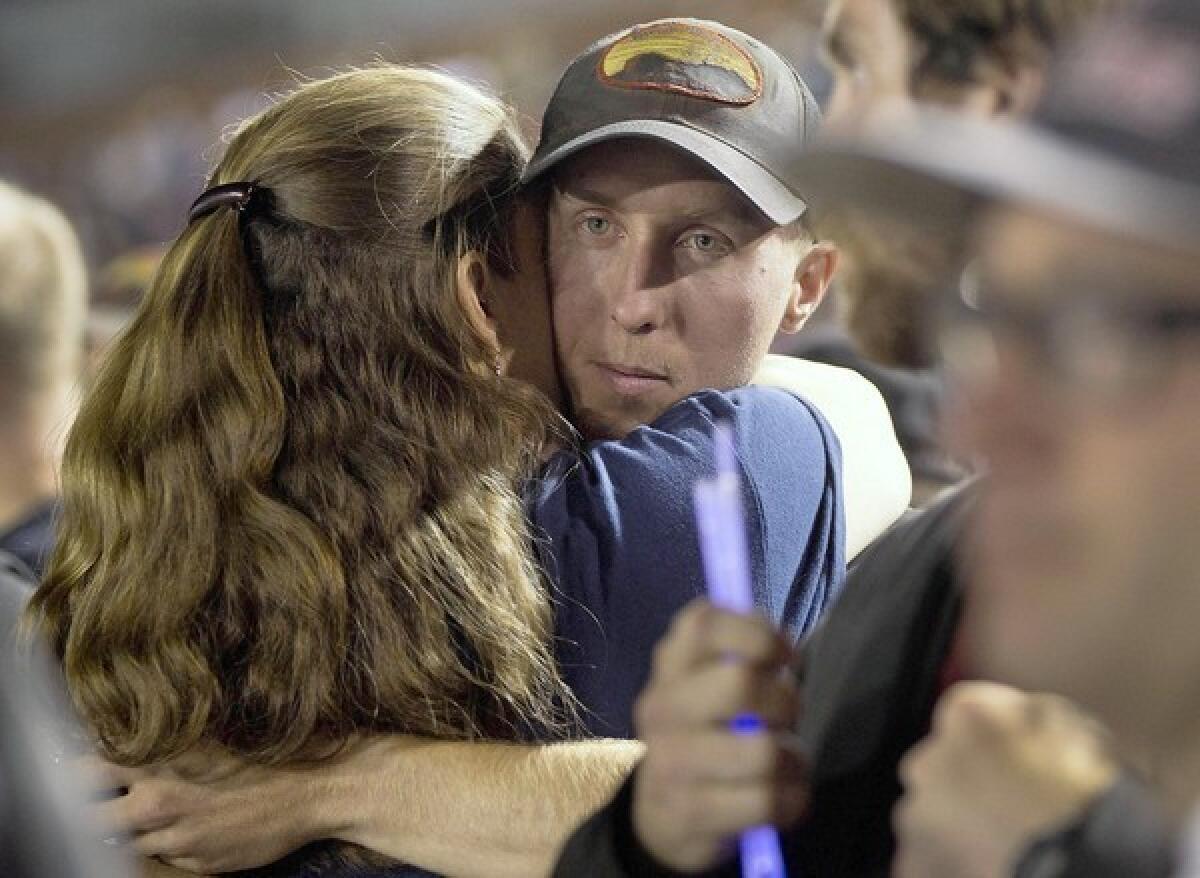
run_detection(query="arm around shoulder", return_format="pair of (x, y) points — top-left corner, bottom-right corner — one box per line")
(333, 736), (646, 878)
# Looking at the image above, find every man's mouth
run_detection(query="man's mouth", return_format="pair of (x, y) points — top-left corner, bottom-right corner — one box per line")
(594, 362), (670, 396)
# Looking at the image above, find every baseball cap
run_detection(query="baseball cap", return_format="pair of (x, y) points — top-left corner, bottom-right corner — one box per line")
(522, 18), (821, 226)
(795, 0), (1200, 250)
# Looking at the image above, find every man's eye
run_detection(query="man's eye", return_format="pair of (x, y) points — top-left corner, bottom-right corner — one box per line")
(679, 231), (730, 255)
(583, 216), (611, 235)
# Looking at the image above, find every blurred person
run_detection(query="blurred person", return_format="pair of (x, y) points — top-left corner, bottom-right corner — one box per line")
(1, 551), (132, 878)
(787, 0), (1121, 502)
(879, 0), (1200, 867)
(554, 2), (1200, 877)
(34, 35), (909, 877)
(0, 181), (88, 577)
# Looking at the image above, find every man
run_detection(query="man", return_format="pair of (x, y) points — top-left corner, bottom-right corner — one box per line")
(553, 1), (1188, 876)
(0, 182), (87, 576)
(93, 20), (908, 877)
(788, 0), (1119, 502)
(881, 0), (1200, 870)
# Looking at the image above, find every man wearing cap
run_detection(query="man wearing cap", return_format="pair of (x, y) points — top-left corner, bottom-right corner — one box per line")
(523, 16), (910, 738)
(90, 19), (911, 878)
(571, 0), (1200, 875)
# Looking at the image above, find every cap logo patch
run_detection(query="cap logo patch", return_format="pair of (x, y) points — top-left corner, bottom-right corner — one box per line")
(598, 22), (763, 105)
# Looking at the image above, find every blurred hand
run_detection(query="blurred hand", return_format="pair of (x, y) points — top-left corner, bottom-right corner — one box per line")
(893, 682), (1119, 878)
(82, 746), (343, 874)
(632, 600), (808, 873)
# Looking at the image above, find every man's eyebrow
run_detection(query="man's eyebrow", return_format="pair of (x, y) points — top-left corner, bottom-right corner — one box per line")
(552, 185), (617, 208)
(554, 184), (766, 227)
(675, 203), (767, 227)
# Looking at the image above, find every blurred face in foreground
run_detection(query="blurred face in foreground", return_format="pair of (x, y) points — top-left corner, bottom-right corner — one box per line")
(952, 205), (1200, 815)
(547, 140), (835, 439)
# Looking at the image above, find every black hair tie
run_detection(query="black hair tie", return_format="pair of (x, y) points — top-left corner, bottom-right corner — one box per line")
(187, 182), (264, 225)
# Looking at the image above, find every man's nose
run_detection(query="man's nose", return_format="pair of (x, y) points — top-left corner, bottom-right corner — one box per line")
(610, 245), (672, 335)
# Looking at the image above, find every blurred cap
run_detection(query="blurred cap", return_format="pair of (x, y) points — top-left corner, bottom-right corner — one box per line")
(523, 18), (821, 225)
(797, 0), (1200, 249)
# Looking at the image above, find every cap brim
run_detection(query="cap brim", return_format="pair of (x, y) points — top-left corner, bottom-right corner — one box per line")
(522, 119), (808, 226)
(796, 106), (1200, 251)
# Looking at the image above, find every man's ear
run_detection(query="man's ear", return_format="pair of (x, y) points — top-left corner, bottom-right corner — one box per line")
(780, 241), (840, 334)
(991, 62), (1044, 117)
(455, 250), (502, 354)
(959, 52), (1046, 118)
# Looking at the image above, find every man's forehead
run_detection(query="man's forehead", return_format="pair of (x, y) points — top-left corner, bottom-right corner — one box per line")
(551, 140), (769, 223)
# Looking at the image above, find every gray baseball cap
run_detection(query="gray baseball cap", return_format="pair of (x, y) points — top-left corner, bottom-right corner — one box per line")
(523, 18), (822, 225)
(795, 0), (1200, 250)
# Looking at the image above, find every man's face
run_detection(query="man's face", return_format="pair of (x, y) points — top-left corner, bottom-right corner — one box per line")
(546, 140), (830, 439)
(955, 206), (1200, 756)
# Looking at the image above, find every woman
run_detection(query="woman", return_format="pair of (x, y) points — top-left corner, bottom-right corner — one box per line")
(30, 66), (577, 876)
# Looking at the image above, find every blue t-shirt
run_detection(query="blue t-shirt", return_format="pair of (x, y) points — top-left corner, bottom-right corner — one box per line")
(528, 387), (846, 738)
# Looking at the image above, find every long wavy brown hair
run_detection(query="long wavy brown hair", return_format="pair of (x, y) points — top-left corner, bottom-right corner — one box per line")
(27, 66), (574, 767)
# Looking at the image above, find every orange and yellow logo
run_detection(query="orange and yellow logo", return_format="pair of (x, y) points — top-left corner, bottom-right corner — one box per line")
(598, 22), (763, 106)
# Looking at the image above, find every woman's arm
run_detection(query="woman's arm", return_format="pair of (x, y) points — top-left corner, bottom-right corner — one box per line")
(98, 737), (644, 878)
(754, 354), (912, 558)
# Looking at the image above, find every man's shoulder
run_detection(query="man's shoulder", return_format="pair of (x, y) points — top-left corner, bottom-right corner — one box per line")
(650, 386), (831, 454)
(528, 384), (837, 554)
(540, 386), (831, 494)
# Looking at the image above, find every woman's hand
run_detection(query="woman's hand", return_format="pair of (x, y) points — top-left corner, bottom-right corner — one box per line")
(84, 746), (351, 874)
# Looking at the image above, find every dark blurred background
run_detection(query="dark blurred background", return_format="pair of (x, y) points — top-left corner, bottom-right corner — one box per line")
(0, 0), (829, 280)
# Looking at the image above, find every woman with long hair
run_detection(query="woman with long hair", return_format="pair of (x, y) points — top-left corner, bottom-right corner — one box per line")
(29, 65), (576, 876)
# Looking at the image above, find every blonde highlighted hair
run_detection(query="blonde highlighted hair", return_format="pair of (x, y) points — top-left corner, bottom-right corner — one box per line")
(0, 181), (87, 403)
(28, 66), (573, 768)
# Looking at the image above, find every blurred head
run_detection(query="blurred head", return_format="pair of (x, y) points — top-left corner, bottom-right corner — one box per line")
(822, 0), (1123, 126)
(809, 0), (1200, 812)
(818, 0), (1124, 367)
(954, 205), (1200, 783)
(527, 19), (836, 438)
(0, 181), (86, 434)
(28, 66), (571, 766)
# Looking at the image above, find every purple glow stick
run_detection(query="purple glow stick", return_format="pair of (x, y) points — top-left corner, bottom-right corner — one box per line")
(693, 421), (789, 878)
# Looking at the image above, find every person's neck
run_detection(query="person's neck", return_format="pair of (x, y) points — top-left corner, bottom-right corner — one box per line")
(0, 401), (66, 534)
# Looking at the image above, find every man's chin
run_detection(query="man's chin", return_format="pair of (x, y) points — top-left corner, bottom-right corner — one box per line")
(575, 409), (642, 441)
(572, 395), (677, 441)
